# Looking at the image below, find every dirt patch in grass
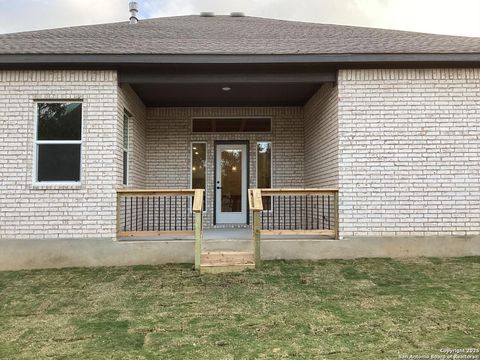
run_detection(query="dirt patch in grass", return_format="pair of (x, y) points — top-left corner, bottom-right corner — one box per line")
(0, 258), (479, 359)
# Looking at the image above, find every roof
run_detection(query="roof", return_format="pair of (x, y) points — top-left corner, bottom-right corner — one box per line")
(1, 15), (480, 56)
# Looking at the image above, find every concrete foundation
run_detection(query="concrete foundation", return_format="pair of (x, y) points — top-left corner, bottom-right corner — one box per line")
(0, 235), (479, 271)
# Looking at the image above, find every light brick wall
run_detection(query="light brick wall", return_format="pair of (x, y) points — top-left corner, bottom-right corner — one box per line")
(304, 83), (339, 187)
(338, 68), (480, 237)
(118, 84), (147, 188)
(5, 67), (477, 241)
(145, 107), (304, 227)
(0, 70), (119, 239)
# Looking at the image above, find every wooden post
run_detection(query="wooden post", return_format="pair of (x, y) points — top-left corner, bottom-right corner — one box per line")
(334, 191), (339, 240)
(253, 210), (261, 268)
(250, 189), (263, 268)
(116, 192), (121, 239)
(193, 189), (204, 271)
(194, 211), (202, 271)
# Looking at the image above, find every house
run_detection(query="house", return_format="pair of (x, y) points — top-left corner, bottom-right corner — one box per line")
(0, 8), (479, 271)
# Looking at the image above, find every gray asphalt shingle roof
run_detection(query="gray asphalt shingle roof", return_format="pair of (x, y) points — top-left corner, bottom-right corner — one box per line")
(1, 15), (480, 55)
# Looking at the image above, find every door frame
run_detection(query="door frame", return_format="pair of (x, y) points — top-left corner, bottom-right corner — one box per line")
(213, 140), (250, 225)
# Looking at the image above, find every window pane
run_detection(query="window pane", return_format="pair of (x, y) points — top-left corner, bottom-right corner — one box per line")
(192, 119), (212, 132)
(37, 103), (82, 140)
(192, 143), (206, 209)
(123, 113), (129, 149)
(123, 151), (128, 185)
(244, 118), (271, 132)
(257, 142), (272, 210)
(215, 119), (243, 132)
(257, 142), (271, 188)
(123, 112), (129, 185)
(37, 144), (81, 182)
(221, 149), (242, 212)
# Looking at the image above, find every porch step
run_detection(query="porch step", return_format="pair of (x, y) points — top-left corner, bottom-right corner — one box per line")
(200, 251), (255, 273)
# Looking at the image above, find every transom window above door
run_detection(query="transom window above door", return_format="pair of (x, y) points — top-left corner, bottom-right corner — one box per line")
(192, 118), (271, 133)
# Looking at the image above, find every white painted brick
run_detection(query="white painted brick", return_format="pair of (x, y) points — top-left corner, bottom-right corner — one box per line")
(0, 70), (119, 239)
(338, 68), (480, 237)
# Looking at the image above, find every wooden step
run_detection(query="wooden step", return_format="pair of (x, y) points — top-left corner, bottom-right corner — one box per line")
(200, 251), (255, 273)
(200, 264), (255, 274)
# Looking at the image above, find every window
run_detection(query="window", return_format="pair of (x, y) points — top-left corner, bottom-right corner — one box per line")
(123, 111), (130, 185)
(257, 142), (272, 209)
(35, 102), (82, 183)
(192, 118), (271, 133)
(191, 142), (207, 210)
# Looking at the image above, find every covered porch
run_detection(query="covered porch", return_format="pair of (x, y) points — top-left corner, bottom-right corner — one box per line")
(116, 63), (340, 271)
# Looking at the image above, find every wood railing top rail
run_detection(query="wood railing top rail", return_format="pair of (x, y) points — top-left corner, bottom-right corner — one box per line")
(258, 188), (338, 196)
(117, 189), (204, 213)
(249, 188), (339, 212)
(117, 189), (197, 196)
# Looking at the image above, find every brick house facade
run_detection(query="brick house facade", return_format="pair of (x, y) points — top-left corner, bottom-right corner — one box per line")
(2, 69), (478, 240)
(0, 15), (479, 269)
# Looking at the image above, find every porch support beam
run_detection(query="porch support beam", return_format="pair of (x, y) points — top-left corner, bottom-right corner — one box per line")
(118, 71), (337, 84)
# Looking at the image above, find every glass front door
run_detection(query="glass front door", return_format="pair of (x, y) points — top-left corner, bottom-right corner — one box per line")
(215, 143), (248, 224)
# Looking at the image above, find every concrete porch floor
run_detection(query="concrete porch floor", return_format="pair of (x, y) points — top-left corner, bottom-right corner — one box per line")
(118, 228), (332, 253)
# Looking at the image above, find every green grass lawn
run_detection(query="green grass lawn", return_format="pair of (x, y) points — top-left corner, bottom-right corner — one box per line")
(0, 258), (479, 359)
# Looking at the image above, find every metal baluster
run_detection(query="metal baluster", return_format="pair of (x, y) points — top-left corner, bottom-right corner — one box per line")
(130, 197), (133, 231)
(289, 196), (292, 230)
(190, 202), (193, 230)
(179, 196), (183, 230)
(135, 197), (138, 231)
(283, 196), (286, 230)
(266, 197), (270, 230)
(141, 197), (144, 231)
(169, 197), (172, 231)
(123, 197), (127, 231)
(276, 196), (280, 230)
(152, 197), (155, 231)
(261, 197), (265, 229)
(305, 195), (308, 230)
(174, 197), (177, 231)
(161, 197), (164, 231)
(328, 196), (331, 230)
(157, 196), (162, 231)
(310, 196), (315, 230)
(185, 196), (188, 230)
(294, 196), (297, 230)
(316, 195), (319, 230)
(322, 196), (325, 229)
(272, 196), (275, 230)
(299, 196), (302, 229)
(146, 197), (150, 231)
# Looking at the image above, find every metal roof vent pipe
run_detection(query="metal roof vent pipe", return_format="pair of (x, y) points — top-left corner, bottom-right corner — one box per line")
(230, 12), (245, 17)
(129, 2), (139, 24)
(200, 12), (215, 17)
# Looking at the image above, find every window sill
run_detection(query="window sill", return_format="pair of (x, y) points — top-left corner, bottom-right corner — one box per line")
(31, 182), (82, 190)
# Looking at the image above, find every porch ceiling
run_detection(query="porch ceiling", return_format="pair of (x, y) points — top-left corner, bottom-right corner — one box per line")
(120, 66), (336, 107)
(130, 83), (322, 107)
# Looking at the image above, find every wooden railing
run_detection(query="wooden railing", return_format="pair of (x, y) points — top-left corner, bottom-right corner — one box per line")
(117, 189), (204, 270)
(249, 188), (339, 267)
